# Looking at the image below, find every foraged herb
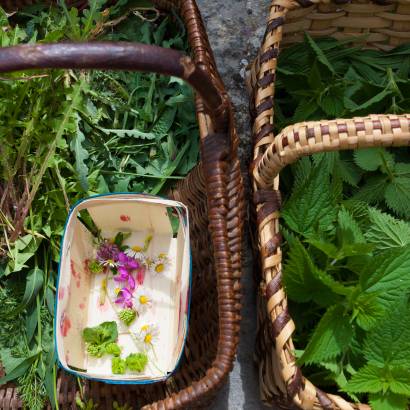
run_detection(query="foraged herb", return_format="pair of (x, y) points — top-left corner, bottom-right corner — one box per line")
(0, 0), (198, 407)
(111, 357), (126, 375)
(125, 352), (148, 372)
(277, 35), (410, 409)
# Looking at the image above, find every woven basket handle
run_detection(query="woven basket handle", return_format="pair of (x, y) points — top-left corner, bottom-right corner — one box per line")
(253, 114), (410, 188)
(0, 42), (228, 131)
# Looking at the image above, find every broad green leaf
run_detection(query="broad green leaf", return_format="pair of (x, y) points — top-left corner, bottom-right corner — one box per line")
(0, 349), (38, 384)
(353, 292), (385, 331)
(282, 159), (337, 237)
(353, 175), (388, 204)
(389, 367), (410, 396)
(365, 207), (410, 252)
(369, 392), (408, 410)
(337, 207), (366, 245)
(360, 246), (410, 298)
(385, 177), (410, 218)
(8, 268), (44, 317)
(82, 321), (118, 346)
(299, 304), (353, 365)
(283, 234), (347, 304)
(364, 303), (410, 368)
(353, 148), (384, 171)
(344, 364), (384, 394)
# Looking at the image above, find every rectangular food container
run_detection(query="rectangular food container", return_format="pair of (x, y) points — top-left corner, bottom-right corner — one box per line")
(56, 194), (190, 383)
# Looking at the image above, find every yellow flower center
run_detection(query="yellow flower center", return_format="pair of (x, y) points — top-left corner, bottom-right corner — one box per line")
(141, 325), (149, 332)
(158, 253), (166, 259)
(155, 263), (164, 273)
(114, 287), (121, 295)
(144, 334), (152, 344)
(132, 245), (143, 252)
(139, 295), (149, 305)
(107, 259), (114, 265)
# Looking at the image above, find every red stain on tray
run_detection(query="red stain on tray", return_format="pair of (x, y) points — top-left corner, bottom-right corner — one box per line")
(71, 260), (80, 279)
(120, 214), (130, 222)
(76, 280), (81, 288)
(60, 312), (71, 337)
(58, 288), (65, 300)
(79, 302), (86, 310)
(83, 258), (90, 274)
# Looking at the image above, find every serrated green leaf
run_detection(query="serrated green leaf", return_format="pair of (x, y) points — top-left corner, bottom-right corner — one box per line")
(365, 207), (410, 252)
(364, 303), (410, 368)
(353, 175), (389, 204)
(291, 156), (312, 193)
(389, 368), (410, 396)
(282, 159), (337, 237)
(360, 247), (410, 305)
(344, 364), (384, 394)
(385, 177), (410, 218)
(299, 304), (353, 365)
(305, 32), (336, 75)
(283, 234), (348, 304)
(369, 392), (408, 410)
(353, 292), (385, 331)
(353, 148), (384, 171)
(151, 107), (176, 136)
(337, 207), (366, 245)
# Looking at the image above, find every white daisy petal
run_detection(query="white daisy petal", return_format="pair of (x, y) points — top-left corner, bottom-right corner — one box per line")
(134, 287), (153, 314)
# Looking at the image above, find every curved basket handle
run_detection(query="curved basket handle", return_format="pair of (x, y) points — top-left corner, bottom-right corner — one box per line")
(253, 114), (410, 189)
(0, 42), (228, 131)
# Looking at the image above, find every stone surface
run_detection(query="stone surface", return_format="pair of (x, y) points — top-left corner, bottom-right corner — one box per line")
(195, 1), (271, 409)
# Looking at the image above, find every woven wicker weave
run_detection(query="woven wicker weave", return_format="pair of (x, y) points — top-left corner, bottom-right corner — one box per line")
(248, 0), (410, 409)
(0, 1), (244, 409)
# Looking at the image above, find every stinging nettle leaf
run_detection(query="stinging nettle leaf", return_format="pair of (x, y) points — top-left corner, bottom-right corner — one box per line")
(365, 207), (410, 252)
(299, 304), (353, 365)
(369, 392), (408, 410)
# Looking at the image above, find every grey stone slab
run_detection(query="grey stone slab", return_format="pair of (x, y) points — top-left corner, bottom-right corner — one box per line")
(195, 1), (272, 409)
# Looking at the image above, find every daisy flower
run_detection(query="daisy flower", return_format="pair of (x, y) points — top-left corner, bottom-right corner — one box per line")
(139, 324), (159, 347)
(134, 287), (153, 314)
(151, 253), (170, 275)
(97, 241), (120, 267)
(125, 245), (145, 261)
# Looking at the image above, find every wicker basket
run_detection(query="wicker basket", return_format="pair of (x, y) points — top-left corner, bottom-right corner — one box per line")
(0, 1), (244, 409)
(248, 1), (410, 409)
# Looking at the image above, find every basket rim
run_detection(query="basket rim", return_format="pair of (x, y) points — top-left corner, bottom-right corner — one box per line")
(0, 1), (244, 409)
(249, 1), (410, 409)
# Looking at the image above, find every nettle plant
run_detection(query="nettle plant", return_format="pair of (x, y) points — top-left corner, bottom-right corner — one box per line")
(281, 152), (410, 409)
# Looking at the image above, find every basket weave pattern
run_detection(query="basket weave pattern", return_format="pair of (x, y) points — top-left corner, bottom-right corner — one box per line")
(249, 1), (410, 409)
(0, 1), (244, 409)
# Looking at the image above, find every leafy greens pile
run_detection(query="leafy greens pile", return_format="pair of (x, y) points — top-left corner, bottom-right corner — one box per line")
(0, 1), (198, 408)
(276, 35), (410, 410)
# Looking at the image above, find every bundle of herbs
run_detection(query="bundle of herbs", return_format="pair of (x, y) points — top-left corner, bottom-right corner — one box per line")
(275, 35), (410, 409)
(0, 1), (198, 408)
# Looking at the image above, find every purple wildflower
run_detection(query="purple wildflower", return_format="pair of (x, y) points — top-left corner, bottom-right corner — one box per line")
(97, 241), (120, 267)
(118, 252), (139, 271)
(115, 288), (133, 309)
(114, 269), (136, 290)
